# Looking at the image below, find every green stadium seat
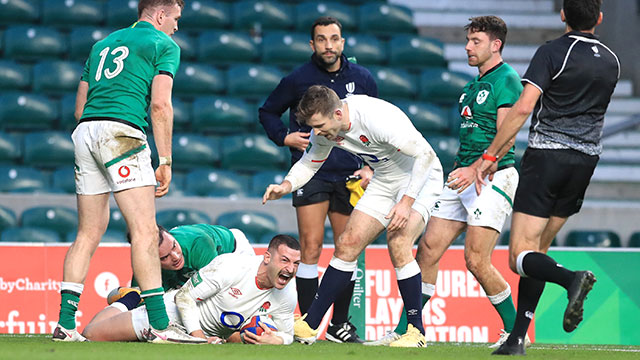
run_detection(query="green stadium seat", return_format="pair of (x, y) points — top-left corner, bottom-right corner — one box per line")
(344, 34), (387, 66)
(0, 0), (40, 25)
(51, 167), (75, 194)
(0, 60), (31, 90)
(358, 3), (415, 34)
(513, 140), (528, 170)
(0, 165), (49, 193)
(499, 230), (557, 246)
(427, 136), (459, 172)
(106, 0), (137, 28)
(33, 61), (84, 95)
(368, 66), (416, 100)
(419, 69), (473, 105)
(69, 27), (110, 60)
(232, 0), (294, 31)
(261, 32), (311, 66)
(629, 232), (640, 247)
(4, 26), (67, 60)
(566, 230), (621, 248)
(192, 96), (254, 133)
(173, 63), (225, 96)
(0, 206), (17, 233)
(23, 131), (74, 168)
(372, 229), (388, 245)
(0, 132), (22, 164)
(184, 168), (249, 198)
(226, 64), (284, 99)
(65, 229), (126, 243)
(250, 171), (287, 197)
(108, 208), (128, 233)
(166, 171), (187, 197)
(21, 206), (78, 238)
(60, 93), (79, 131)
(42, 0), (104, 28)
(0, 92), (58, 130)
(171, 97), (191, 131)
(324, 226), (334, 244)
(395, 101), (449, 135)
(216, 210), (278, 244)
(0, 30), (3, 54)
(198, 30), (259, 64)
(294, 2), (357, 31)
(1, 227), (61, 243)
(156, 209), (212, 230)
(180, 0), (230, 30)
(221, 135), (286, 172)
(170, 32), (196, 61)
(389, 35), (447, 68)
(172, 134), (220, 170)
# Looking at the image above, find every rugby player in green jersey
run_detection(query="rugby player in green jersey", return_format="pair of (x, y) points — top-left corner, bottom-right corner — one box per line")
(53, 0), (204, 344)
(367, 16), (527, 348)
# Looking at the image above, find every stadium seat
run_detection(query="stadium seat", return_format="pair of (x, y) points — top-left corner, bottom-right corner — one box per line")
(344, 34), (387, 66)
(171, 134), (220, 170)
(419, 69), (473, 105)
(0, 132), (22, 164)
(0, 93), (58, 130)
(156, 209), (212, 230)
(0, 0), (40, 25)
(499, 230), (557, 246)
(294, 2), (357, 31)
(232, 0), (294, 31)
(427, 136), (459, 172)
(216, 210), (278, 244)
(0, 60), (31, 90)
(23, 131), (74, 168)
(367, 66), (416, 100)
(65, 229), (127, 243)
(21, 206), (78, 238)
(389, 35), (447, 68)
(42, 0), (104, 28)
(4, 26), (67, 60)
(221, 135), (287, 172)
(394, 101), (449, 135)
(258, 231), (299, 244)
(184, 168), (250, 198)
(372, 230), (388, 245)
(197, 30), (259, 64)
(106, 0), (137, 28)
(107, 208), (128, 233)
(171, 97), (191, 131)
(51, 166), (75, 194)
(358, 3), (415, 34)
(261, 32), (312, 66)
(0, 206), (17, 233)
(173, 63), (225, 96)
(629, 232), (640, 247)
(324, 226), (334, 244)
(565, 230), (621, 248)
(33, 61), (84, 95)
(250, 171), (287, 198)
(180, 0), (230, 30)
(0, 227), (61, 243)
(226, 64), (284, 99)
(69, 27), (110, 60)
(191, 96), (254, 133)
(0, 165), (49, 193)
(513, 140), (528, 170)
(59, 93), (79, 131)
(166, 171), (186, 197)
(170, 32), (196, 61)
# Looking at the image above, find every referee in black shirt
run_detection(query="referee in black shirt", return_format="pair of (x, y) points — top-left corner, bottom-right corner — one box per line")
(475, 0), (620, 355)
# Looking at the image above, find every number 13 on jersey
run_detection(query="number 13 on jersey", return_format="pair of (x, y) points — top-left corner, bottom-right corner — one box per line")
(95, 46), (129, 81)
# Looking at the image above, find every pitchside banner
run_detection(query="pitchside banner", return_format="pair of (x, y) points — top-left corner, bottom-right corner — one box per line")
(0, 244), (637, 345)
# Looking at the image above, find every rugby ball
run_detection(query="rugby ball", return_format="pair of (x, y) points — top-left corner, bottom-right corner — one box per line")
(240, 315), (277, 336)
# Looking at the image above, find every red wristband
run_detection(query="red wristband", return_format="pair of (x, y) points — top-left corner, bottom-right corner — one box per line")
(482, 153), (498, 162)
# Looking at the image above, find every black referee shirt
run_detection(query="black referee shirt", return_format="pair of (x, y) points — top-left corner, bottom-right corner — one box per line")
(522, 31), (620, 155)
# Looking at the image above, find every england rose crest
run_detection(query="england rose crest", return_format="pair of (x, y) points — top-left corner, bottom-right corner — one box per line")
(359, 135), (371, 146)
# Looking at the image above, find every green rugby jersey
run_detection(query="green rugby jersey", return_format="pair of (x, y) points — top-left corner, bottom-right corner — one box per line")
(455, 62), (522, 169)
(132, 224), (236, 291)
(80, 21), (180, 132)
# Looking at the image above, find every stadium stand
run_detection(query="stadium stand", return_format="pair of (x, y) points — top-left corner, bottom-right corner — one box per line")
(294, 2), (357, 32)
(23, 131), (74, 168)
(3, 26), (67, 60)
(179, 0), (230, 30)
(232, 0), (294, 31)
(215, 210), (278, 244)
(261, 32), (311, 67)
(0, 205), (17, 232)
(184, 168), (250, 198)
(220, 134), (287, 172)
(0, 92), (59, 130)
(368, 66), (416, 100)
(0, 60), (31, 90)
(171, 97), (191, 131)
(59, 93), (78, 130)
(65, 229), (127, 243)
(170, 32), (197, 61)
(426, 135), (459, 172)
(258, 231), (299, 244)
(388, 34), (447, 68)
(191, 96), (254, 134)
(343, 34), (387, 66)
(629, 232), (640, 247)
(0, 227), (61, 243)
(0, 165), (49, 193)
(69, 27), (110, 60)
(32, 60), (83, 95)
(0, 0), (40, 25)
(167, 171), (187, 197)
(419, 68), (472, 104)
(394, 100), (449, 135)
(249, 170), (287, 198)
(226, 64), (284, 99)
(51, 167), (75, 194)
(20, 205), (78, 238)
(565, 230), (622, 248)
(107, 208), (127, 233)
(357, 3), (415, 34)
(171, 134), (220, 170)
(156, 208), (212, 230)
(173, 63), (225, 96)
(105, 0), (137, 28)
(41, 0), (104, 28)
(198, 30), (259, 64)
(0, 132), (22, 164)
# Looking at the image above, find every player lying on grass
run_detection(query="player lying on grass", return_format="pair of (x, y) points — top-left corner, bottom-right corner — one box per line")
(83, 234), (300, 345)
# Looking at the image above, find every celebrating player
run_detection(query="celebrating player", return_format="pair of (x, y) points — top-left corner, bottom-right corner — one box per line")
(82, 235), (300, 345)
(263, 85), (443, 347)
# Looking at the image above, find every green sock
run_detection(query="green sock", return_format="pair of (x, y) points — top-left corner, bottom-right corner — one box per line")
(394, 294), (431, 335)
(58, 291), (80, 330)
(493, 295), (517, 333)
(141, 288), (169, 330)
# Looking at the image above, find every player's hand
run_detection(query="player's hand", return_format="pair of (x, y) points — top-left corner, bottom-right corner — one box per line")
(385, 197), (413, 232)
(262, 182), (292, 204)
(447, 166), (476, 193)
(353, 166), (373, 189)
(207, 336), (225, 344)
(155, 165), (172, 198)
(283, 131), (311, 152)
(241, 323), (284, 345)
(474, 160), (498, 195)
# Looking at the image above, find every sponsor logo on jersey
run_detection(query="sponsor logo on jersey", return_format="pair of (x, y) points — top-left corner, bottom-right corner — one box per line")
(359, 135), (371, 146)
(258, 301), (271, 313)
(191, 271), (203, 287)
(118, 165), (130, 178)
(296, 188), (304, 197)
(228, 287), (242, 299)
(476, 90), (489, 105)
(346, 82), (355, 95)
(461, 105), (473, 120)
(591, 46), (600, 57)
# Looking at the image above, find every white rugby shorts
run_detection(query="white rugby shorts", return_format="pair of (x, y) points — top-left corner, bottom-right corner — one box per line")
(431, 167), (519, 231)
(72, 121), (156, 195)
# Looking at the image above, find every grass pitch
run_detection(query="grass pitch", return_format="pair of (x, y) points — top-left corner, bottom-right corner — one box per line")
(1, 335), (639, 360)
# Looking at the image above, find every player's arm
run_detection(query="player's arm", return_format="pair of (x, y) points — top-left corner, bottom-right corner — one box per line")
(74, 81), (89, 121)
(150, 74), (174, 198)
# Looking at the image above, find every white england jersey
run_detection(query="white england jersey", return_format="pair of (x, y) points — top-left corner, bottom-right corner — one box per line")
(180, 253), (296, 341)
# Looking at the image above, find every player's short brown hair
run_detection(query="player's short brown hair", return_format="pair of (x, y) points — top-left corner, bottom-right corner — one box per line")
(295, 85), (342, 126)
(138, 0), (185, 18)
(268, 234), (301, 252)
(464, 16), (508, 53)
